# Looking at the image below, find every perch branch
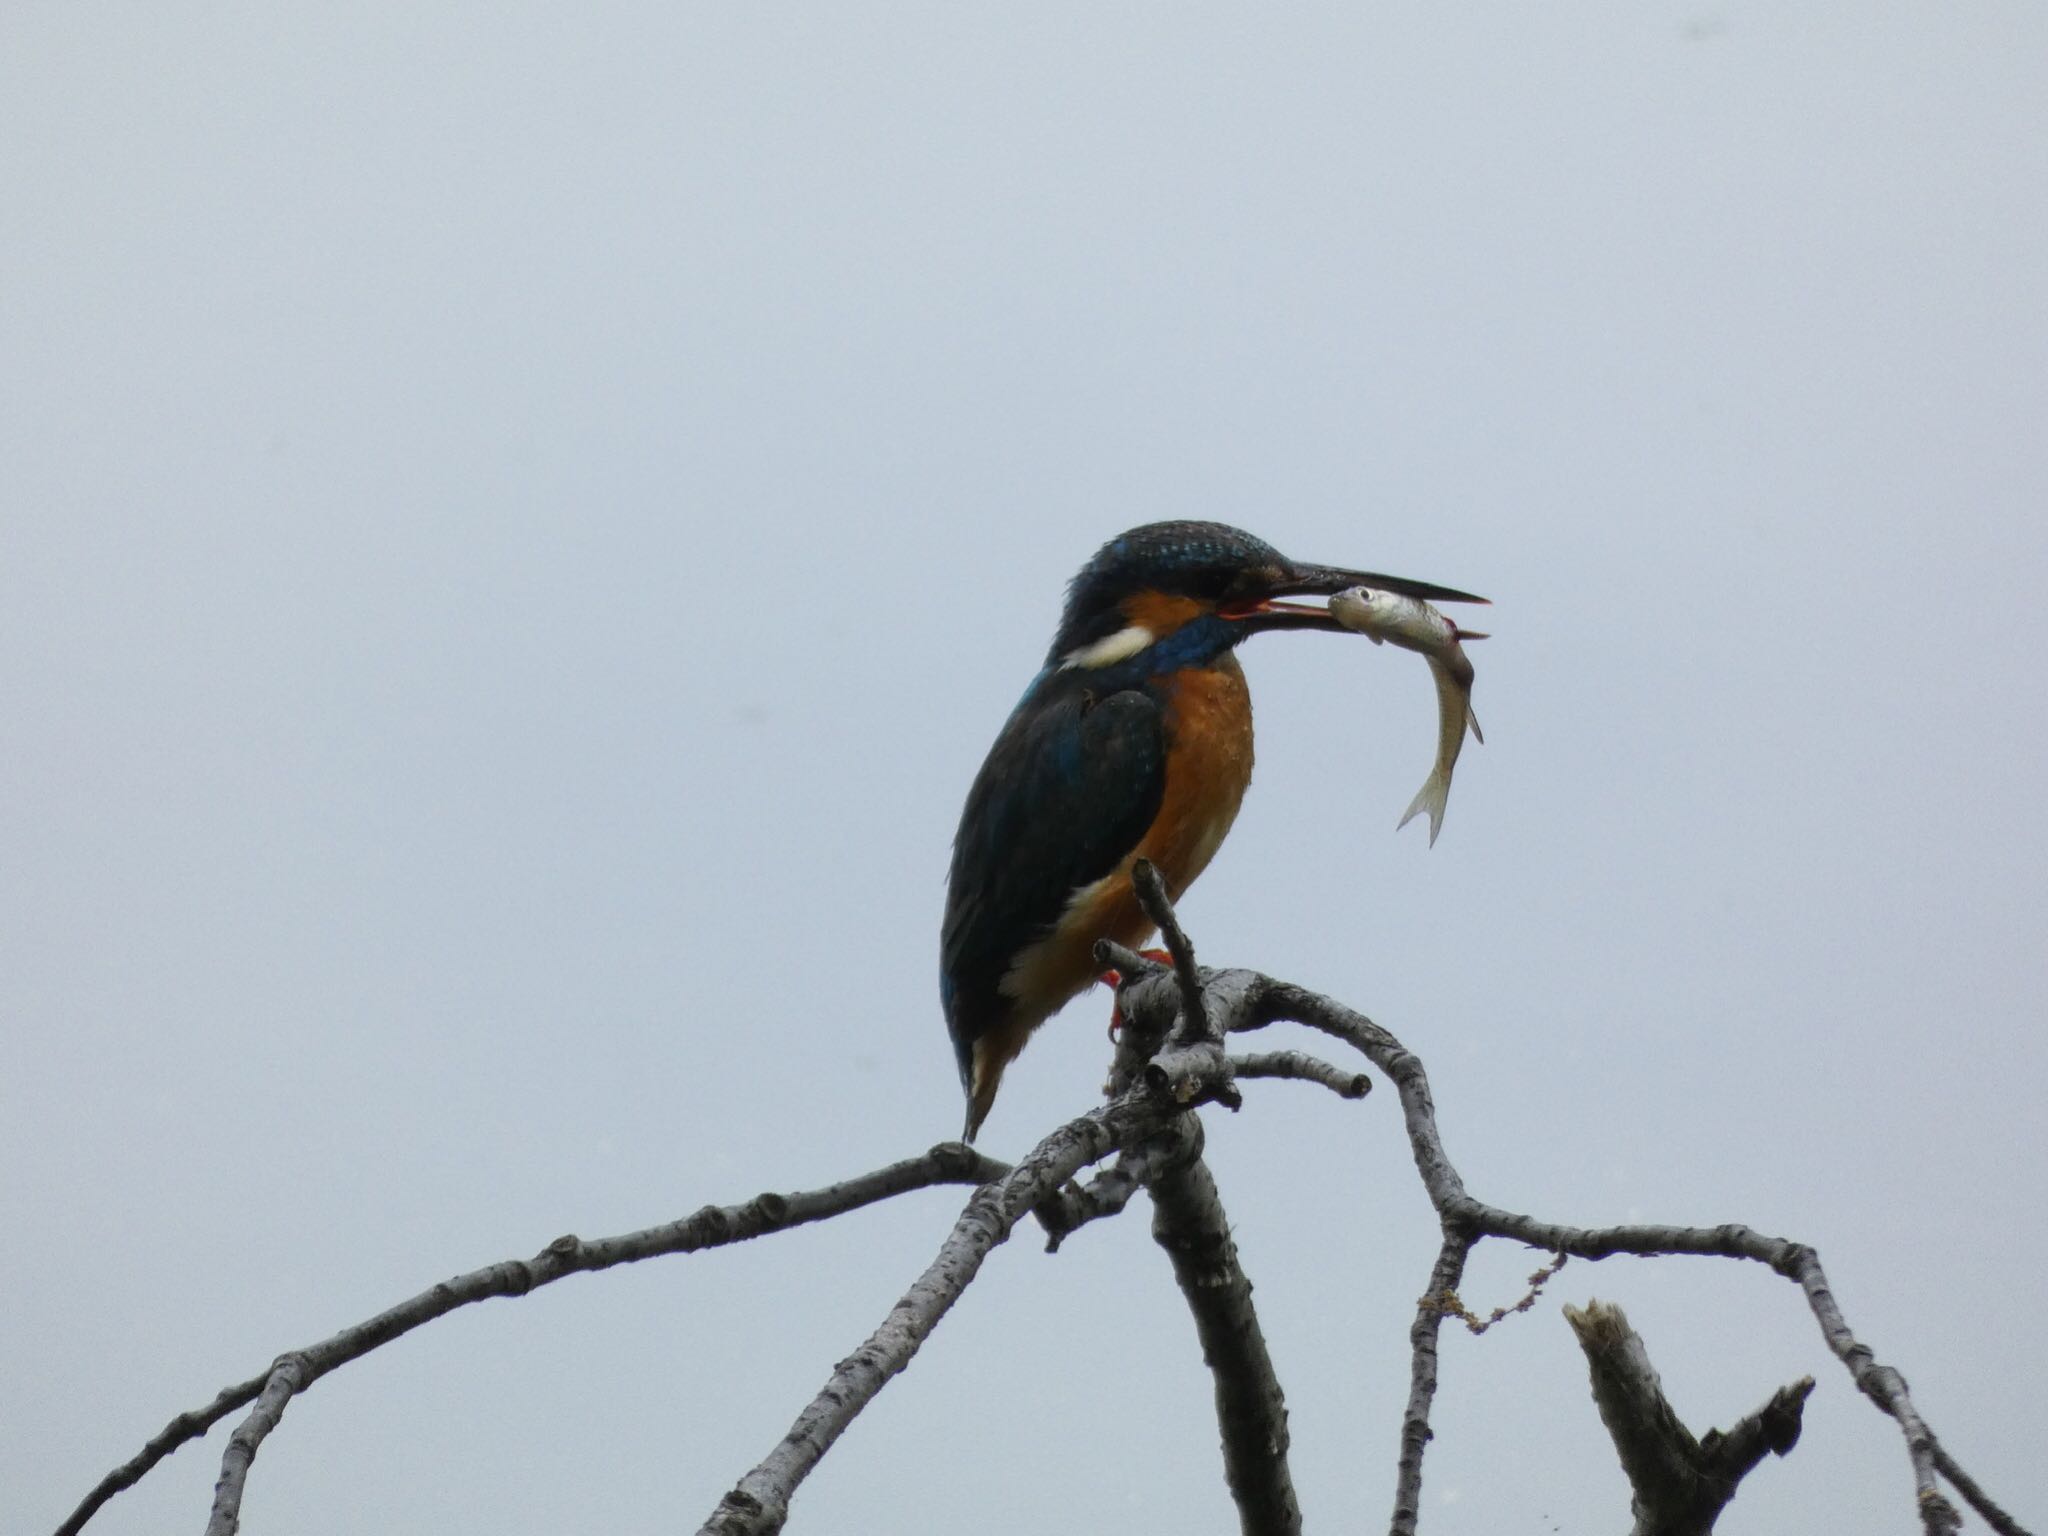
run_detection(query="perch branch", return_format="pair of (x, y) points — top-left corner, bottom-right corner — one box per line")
(56, 911), (2032, 1536)
(1117, 876), (1321, 1535)
(1130, 857), (1214, 1044)
(697, 1052), (1245, 1535)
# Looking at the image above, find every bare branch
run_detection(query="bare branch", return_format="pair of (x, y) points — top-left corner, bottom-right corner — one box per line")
(56, 1377), (272, 1536)
(1564, 1298), (1812, 1535)
(1230, 1049), (1372, 1100)
(1448, 1206), (1973, 1535)
(1035, 1135), (1192, 1252)
(58, 924), (2032, 1536)
(1077, 963), (2019, 1535)
(58, 1143), (1008, 1536)
(1144, 1033), (1240, 1114)
(1148, 1126), (1301, 1536)
(697, 1070), (1240, 1535)
(1095, 937), (1163, 983)
(1933, 1447), (2035, 1536)
(1113, 871), (1242, 1117)
(1130, 857), (1213, 1044)
(1224, 978), (2007, 1536)
(1391, 1233), (1473, 1536)
(204, 1354), (306, 1536)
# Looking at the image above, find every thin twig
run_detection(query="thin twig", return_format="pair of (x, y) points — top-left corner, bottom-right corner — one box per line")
(1434, 1253), (1567, 1335)
(1392, 1233), (1473, 1536)
(57, 1378), (272, 1536)
(203, 1353), (306, 1536)
(1230, 1050), (1372, 1100)
(1096, 938), (1163, 980)
(1933, 1447), (2033, 1536)
(1130, 858), (1213, 1044)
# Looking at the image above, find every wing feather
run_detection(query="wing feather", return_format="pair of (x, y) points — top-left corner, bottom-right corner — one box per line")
(940, 681), (1165, 1077)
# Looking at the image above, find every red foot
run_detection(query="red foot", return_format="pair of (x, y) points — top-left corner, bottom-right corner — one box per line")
(1100, 948), (1174, 1038)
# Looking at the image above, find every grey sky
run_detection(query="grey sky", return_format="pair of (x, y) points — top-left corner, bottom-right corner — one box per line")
(5, 5), (2044, 1532)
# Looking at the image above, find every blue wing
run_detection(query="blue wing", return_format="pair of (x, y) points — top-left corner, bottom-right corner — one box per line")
(941, 677), (1166, 1083)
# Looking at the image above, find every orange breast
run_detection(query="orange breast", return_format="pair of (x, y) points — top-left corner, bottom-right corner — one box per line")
(1139, 652), (1256, 897)
(992, 654), (1256, 1033)
(971, 656), (1257, 1128)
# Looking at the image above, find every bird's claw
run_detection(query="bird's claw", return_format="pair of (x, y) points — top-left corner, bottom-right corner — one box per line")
(1100, 948), (1174, 1038)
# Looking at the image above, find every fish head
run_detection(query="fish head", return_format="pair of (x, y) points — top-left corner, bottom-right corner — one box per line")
(1329, 585), (1410, 635)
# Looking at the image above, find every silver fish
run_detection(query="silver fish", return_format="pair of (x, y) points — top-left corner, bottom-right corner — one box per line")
(1330, 585), (1485, 845)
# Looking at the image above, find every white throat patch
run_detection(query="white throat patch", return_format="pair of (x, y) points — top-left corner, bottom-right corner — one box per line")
(1060, 624), (1154, 671)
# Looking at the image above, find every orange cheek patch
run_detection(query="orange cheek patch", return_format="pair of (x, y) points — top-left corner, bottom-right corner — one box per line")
(1123, 590), (1209, 635)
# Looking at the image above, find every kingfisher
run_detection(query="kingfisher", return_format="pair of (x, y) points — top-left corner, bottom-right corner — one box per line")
(941, 520), (1485, 1140)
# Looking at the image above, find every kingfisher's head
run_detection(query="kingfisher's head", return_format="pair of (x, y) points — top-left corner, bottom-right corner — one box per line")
(1047, 520), (1485, 670)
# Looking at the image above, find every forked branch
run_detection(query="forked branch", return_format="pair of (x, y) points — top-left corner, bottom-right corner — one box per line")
(1565, 1298), (1813, 1536)
(51, 880), (2031, 1536)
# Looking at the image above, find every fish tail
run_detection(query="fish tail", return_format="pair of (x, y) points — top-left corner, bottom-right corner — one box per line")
(1397, 771), (1449, 847)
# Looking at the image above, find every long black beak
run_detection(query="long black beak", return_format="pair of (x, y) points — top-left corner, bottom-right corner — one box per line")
(1287, 562), (1487, 605)
(1225, 560), (1489, 633)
